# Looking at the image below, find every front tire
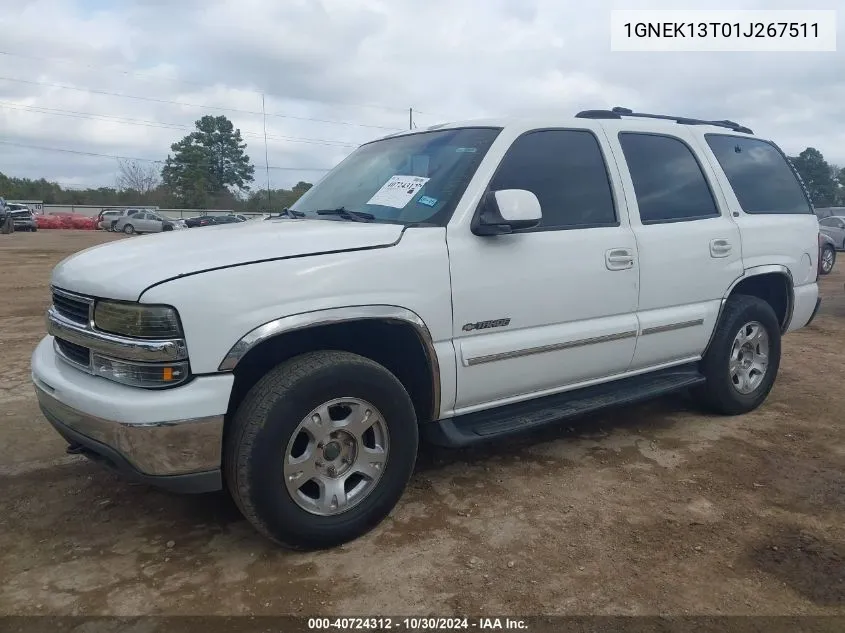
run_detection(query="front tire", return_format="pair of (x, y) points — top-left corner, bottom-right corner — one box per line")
(820, 244), (835, 275)
(123, 224), (135, 234)
(694, 295), (781, 415)
(225, 350), (419, 550)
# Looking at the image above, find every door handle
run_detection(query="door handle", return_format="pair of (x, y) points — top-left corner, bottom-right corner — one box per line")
(606, 248), (635, 270)
(710, 238), (732, 258)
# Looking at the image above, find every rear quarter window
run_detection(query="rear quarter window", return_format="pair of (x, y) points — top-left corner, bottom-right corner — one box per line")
(705, 134), (812, 215)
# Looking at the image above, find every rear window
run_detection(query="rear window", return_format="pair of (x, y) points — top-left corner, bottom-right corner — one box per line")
(705, 135), (812, 215)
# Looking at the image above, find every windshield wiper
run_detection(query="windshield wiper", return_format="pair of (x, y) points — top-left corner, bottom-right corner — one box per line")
(279, 208), (305, 218)
(314, 207), (375, 222)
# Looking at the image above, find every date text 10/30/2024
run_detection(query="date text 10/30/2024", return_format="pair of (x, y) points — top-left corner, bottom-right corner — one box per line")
(308, 618), (529, 630)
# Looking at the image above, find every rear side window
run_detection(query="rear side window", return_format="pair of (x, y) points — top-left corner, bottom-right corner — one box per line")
(618, 133), (719, 224)
(488, 129), (617, 230)
(705, 135), (812, 214)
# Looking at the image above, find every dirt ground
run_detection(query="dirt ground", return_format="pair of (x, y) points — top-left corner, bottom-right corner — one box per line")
(1, 229), (844, 617)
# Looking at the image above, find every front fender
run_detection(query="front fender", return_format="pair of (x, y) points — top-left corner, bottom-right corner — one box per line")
(138, 228), (455, 410)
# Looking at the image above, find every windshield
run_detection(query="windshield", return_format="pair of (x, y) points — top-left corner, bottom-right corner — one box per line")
(291, 127), (501, 226)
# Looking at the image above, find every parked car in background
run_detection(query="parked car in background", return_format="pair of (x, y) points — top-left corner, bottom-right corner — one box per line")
(7, 203), (37, 231)
(113, 211), (182, 234)
(184, 214), (215, 228)
(819, 215), (845, 250)
(185, 214), (246, 227)
(815, 207), (845, 221)
(95, 208), (121, 230)
(0, 198), (11, 234)
(211, 215), (245, 225)
(819, 232), (837, 275)
(97, 208), (147, 231)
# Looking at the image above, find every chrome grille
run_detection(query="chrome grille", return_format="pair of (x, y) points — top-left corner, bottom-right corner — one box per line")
(52, 289), (91, 325)
(55, 338), (91, 368)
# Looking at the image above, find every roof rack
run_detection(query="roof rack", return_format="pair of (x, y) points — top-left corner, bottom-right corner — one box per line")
(575, 106), (753, 134)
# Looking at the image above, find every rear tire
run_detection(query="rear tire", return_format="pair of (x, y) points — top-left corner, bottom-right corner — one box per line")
(225, 350), (419, 550)
(693, 294), (781, 415)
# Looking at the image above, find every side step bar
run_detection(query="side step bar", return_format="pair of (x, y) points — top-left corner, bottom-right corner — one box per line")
(423, 364), (705, 448)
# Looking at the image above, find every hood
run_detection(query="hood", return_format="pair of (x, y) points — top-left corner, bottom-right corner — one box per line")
(51, 218), (405, 301)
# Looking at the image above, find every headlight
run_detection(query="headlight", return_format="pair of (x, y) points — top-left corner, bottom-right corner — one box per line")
(92, 354), (191, 388)
(94, 301), (182, 338)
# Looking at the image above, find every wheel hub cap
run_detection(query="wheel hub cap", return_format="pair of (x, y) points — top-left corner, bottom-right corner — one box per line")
(322, 441), (342, 462)
(283, 398), (389, 516)
(729, 321), (770, 395)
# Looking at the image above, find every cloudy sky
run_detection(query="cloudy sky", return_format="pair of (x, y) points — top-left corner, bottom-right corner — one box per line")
(0, 0), (843, 193)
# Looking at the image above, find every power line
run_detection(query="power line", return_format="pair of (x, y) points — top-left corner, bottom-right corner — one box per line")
(0, 139), (333, 171)
(0, 49), (419, 115)
(0, 101), (359, 147)
(0, 76), (404, 131)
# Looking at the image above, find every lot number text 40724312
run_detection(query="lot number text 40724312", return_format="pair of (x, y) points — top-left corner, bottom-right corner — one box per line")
(307, 617), (528, 630)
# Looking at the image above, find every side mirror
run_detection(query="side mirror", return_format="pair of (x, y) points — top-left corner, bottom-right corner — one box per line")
(471, 189), (542, 236)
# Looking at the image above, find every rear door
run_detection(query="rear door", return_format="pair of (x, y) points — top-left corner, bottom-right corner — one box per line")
(148, 214), (165, 232)
(134, 212), (154, 232)
(694, 133), (820, 331)
(602, 123), (744, 371)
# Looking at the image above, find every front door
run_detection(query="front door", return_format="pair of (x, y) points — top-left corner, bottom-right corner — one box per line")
(447, 125), (640, 414)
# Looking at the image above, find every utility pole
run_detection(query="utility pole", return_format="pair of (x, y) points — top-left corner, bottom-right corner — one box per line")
(409, 107), (413, 130)
(262, 93), (272, 210)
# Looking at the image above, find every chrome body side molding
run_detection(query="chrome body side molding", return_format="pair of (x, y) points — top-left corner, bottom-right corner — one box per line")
(463, 330), (638, 367)
(640, 319), (704, 336)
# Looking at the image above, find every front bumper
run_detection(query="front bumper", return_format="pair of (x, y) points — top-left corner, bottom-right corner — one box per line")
(31, 335), (233, 493)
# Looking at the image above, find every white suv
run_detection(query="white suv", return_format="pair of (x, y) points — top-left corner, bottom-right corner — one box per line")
(32, 108), (821, 550)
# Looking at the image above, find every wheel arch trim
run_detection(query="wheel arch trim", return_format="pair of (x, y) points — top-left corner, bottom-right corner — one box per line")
(704, 265), (795, 356)
(218, 305), (441, 419)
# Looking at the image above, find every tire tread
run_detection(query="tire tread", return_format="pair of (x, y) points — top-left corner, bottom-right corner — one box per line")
(224, 350), (412, 549)
(695, 294), (781, 415)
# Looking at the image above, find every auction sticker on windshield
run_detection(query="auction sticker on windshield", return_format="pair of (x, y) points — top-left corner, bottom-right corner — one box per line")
(367, 175), (431, 208)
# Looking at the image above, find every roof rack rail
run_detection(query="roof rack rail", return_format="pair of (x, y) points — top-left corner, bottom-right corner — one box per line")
(575, 106), (753, 134)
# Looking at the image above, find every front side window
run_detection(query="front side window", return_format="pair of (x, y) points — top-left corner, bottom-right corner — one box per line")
(292, 127), (502, 226)
(487, 129), (617, 230)
(705, 134), (812, 215)
(619, 133), (719, 224)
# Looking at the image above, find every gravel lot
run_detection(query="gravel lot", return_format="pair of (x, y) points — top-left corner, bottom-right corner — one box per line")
(1, 230), (844, 617)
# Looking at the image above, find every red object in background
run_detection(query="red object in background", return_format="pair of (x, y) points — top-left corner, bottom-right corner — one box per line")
(36, 213), (97, 230)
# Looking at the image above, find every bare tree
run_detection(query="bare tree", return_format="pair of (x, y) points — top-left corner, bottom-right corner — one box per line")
(116, 159), (161, 194)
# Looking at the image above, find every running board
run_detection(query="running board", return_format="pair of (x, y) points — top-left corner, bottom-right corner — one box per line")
(423, 364), (705, 448)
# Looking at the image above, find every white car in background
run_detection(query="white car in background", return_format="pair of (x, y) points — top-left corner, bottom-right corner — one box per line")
(113, 211), (185, 234)
(819, 215), (845, 251)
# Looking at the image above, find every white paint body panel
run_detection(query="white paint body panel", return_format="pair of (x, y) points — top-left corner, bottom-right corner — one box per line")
(140, 228), (457, 417)
(31, 336), (234, 423)
(50, 219), (405, 301)
(37, 115), (821, 426)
